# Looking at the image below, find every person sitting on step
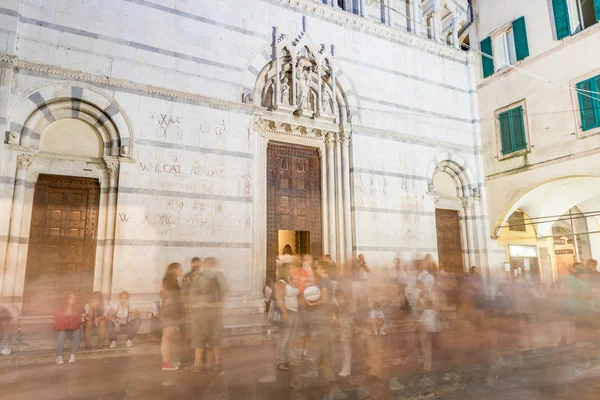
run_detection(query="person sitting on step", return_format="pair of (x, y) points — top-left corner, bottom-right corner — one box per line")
(106, 291), (141, 348)
(83, 291), (108, 350)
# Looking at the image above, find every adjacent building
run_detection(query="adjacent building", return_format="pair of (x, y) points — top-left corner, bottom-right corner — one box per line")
(469, 0), (600, 285)
(0, 0), (492, 319)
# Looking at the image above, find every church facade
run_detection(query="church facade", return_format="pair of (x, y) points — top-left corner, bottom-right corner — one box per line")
(0, 0), (497, 316)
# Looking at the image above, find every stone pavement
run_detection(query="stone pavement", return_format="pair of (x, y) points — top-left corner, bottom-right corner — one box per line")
(2, 319), (600, 400)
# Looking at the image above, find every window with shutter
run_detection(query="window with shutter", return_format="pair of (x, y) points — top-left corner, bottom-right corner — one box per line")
(499, 111), (512, 154)
(512, 17), (529, 61)
(510, 107), (527, 151)
(577, 77), (600, 131)
(552, 0), (571, 39)
(480, 37), (494, 78)
(498, 105), (528, 155)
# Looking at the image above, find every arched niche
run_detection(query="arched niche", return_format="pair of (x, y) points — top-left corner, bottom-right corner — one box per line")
(39, 118), (103, 158)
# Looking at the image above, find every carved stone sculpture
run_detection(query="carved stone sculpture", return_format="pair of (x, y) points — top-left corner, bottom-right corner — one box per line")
(17, 153), (34, 169)
(7, 131), (20, 145)
(242, 92), (254, 104)
(281, 77), (290, 106)
(296, 66), (311, 111)
(120, 145), (130, 157)
(322, 90), (333, 114)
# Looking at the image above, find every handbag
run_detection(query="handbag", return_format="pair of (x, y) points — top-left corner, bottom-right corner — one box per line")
(268, 281), (285, 327)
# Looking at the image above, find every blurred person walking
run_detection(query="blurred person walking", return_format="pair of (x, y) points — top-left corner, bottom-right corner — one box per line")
(395, 258), (410, 312)
(54, 293), (83, 364)
(274, 262), (299, 371)
(305, 261), (336, 382)
(352, 254), (371, 310)
(185, 257), (228, 374)
(106, 291), (141, 349)
(335, 286), (353, 377)
(567, 263), (593, 371)
(160, 262), (184, 371)
(83, 291), (108, 349)
(297, 254), (316, 360)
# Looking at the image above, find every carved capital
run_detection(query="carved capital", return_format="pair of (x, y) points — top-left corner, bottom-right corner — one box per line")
(16, 154), (33, 170)
(472, 186), (482, 201)
(339, 130), (351, 146)
(103, 157), (120, 177)
(461, 196), (474, 210)
(325, 132), (335, 145)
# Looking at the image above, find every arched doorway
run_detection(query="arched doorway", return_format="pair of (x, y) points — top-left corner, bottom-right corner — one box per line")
(2, 84), (133, 315)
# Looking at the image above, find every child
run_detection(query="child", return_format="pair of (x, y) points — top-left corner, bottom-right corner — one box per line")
(419, 299), (440, 373)
(263, 278), (274, 313)
(369, 302), (387, 336)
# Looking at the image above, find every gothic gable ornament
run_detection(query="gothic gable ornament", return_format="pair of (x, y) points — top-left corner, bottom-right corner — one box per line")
(255, 18), (344, 124)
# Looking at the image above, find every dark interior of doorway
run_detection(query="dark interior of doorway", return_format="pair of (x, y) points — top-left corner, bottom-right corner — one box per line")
(277, 230), (311, 257)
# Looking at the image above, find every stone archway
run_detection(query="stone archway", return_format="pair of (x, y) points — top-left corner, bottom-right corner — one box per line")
(1, 83), (133, 314)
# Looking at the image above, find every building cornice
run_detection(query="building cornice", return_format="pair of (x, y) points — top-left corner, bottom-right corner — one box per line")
(273, 0), (469, 64)
(0, 53), (256, 114)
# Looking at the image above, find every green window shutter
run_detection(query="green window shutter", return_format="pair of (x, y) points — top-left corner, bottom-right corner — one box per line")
(552, 0), (571, 40)
(512, 17), (530, 61)
(480, 37), (494, 78)
(595, 0), (600, 23)
(499, 111), (513, 154)
(577, 79), (598, 131)
(510, 107), (527, 151)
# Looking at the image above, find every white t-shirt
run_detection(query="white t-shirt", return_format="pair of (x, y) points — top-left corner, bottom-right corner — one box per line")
(369, 309), (385, 319)
(418, 271), (435, 292)
(420, 309), (440, 332)
(151, 300), (162, 317)
(110, 303), (136, 324)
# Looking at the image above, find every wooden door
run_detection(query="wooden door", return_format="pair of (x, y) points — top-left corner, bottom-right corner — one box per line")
(267, 143), (321, 282)
(22, 175), (100, 315)
(435, 209), (464, 276)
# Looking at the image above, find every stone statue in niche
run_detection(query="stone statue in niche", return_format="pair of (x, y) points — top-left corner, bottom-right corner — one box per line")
(120, 145), (130, 157)
(322, 90), (333, 114)
(242, 92), (254, 104)
(281, 77), (290, 106)
(7, 131), (20, 145)
(296, 65), (312, 111)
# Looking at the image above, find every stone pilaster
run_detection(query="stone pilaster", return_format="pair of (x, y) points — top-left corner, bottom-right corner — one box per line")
(2, 153), (33, 297)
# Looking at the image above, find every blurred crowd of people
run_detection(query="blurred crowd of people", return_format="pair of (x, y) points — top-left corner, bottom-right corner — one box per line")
(2, 249), (600, 394)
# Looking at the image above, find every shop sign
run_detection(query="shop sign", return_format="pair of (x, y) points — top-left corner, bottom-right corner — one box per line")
(509, 245), (537, 258)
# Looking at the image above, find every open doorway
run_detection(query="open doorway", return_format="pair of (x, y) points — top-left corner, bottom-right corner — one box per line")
(277, 230), (311, 257)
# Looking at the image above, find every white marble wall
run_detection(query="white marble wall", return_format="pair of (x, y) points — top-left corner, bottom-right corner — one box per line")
(0, 0), (493, 310)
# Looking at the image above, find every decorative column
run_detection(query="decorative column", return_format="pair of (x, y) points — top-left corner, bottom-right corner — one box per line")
(317, 65), (322, 115)
(462, 197), (476, 268)
(101, 157), (119, 297)
(291, 59), (297, 107)
(274, 28), (280, 109)
(1, 153), (33, 296)
(335, 133), (346, 267)
(412, 0), (421, 35)
(340, 130), (353, 267)
(431, 10), (442, 42)
(451, 27), (459, 49)
(252, 130), (269, 300)
(331, 63), (336, 109)
(320, 146), (329, 256)
(325, 133), (337, 263)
